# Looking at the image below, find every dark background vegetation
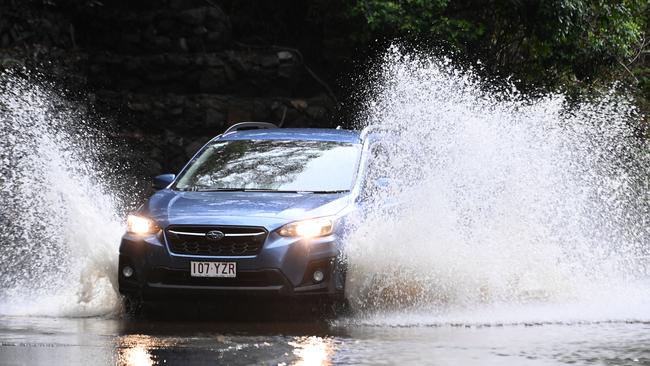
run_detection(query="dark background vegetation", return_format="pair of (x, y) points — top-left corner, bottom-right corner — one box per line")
(1, 0), (648, 175)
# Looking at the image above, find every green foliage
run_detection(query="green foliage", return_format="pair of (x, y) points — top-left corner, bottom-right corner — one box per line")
(351, 0), (448, 32)
(348, 0), (647, 90)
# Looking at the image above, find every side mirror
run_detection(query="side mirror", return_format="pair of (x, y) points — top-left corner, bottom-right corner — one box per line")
(152, 174), (176, 190)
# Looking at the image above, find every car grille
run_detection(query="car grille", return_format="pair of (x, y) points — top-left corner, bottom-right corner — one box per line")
(165, 225), (267, 256)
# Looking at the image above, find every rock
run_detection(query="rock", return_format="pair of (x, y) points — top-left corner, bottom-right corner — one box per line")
(285, 115), (309, 128)
(178, 37), (188, 52)
(193, 26), (208, 35)
(185, 138), (210, 157)
(278, 64), (296, 79)
(124, 57), (139, 71)
(227, 106), (252, 124)
(151, 54), (166, 65)
(145, 159), (163, 177)
(167, 95), (186, 107)
(275, 105), (299, 125)
(168, 151), (190, 172)
(206, 31), (224, 44)
(151, 108), (166, 119)
(127, 101), (149, 111)
(182, 99), (203, 123)
(169, 0), (187, 9)
(122, 33), (141, 45)
(205, 108), (225, 129)
(185, 36), (203, 51)
(147, 71), (167, 82)
(252, 100), (270, 120)
(151, 36), (172, 50)
(149, 146), (164, 163)
(261, 54), (278, 67)
(206, 6), (226, 21)
(166, 54), (190, 66)
(198, 68), (226, 92)
(277, 51), (293, 61)
(164, 129), (184, 146)
(178, 8), (206, 25)
(290, 99), (308, 110)
(203, 54), (224, 67)
(1, 33), (10, 47)
(306, 105), (327, 120)
(202, 96), (225, 110)
(156, 18), (175, 33)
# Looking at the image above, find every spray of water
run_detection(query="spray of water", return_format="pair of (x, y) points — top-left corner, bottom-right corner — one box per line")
(345, 47), (650, 324)
(0, 72), (134, 317)
(1, 48), (648, 323)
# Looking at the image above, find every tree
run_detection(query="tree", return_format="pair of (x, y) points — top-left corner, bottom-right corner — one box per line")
(349, 0), (647, 90)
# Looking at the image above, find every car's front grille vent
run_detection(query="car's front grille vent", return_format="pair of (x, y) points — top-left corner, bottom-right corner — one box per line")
(165, 225), (267, 256)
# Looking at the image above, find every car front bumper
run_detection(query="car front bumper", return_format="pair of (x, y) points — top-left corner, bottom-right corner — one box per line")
(118, 230), (345, 300)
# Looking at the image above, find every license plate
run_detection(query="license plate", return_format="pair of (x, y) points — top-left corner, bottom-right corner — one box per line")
(190, 261), (236, 278)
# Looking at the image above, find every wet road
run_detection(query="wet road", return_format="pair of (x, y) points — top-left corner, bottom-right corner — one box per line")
(2, 314), (650, 365)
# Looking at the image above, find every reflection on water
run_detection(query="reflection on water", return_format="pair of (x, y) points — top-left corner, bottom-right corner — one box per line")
(114, 333), (336, 366)
(289, 336), (334, 366)
(2, 316), (650, 365)
(120, 346), (153, 366)
(116, 335), (160, 366)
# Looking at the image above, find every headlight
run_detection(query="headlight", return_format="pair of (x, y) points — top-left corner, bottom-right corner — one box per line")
(127, 215), (160, 235)
(278, 217), (334, 238)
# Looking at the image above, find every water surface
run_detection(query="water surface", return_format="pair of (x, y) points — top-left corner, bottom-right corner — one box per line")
(2, 315), (650, 365)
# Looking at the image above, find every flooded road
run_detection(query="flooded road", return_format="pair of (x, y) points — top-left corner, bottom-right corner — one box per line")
(2, 54), (650, 366)
(2, 315), (650, 365)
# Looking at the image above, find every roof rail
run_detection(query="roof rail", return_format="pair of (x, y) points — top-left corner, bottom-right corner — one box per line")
(224, 122), (278, 134)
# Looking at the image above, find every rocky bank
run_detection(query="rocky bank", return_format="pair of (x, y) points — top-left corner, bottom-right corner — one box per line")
(0, 0), (344, 175)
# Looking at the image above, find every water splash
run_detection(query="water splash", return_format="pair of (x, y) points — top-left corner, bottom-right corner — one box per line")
(0, 72), (135, 317)
(1, 48), (649, 324)
(345, 47), (650, 323)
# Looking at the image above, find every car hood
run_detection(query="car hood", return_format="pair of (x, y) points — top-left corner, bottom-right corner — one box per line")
(142, 190), (352, 230)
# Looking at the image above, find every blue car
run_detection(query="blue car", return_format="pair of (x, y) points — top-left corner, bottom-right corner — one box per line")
(118, 122), (378, 311)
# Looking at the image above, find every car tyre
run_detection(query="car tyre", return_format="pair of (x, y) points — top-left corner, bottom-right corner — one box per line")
(122, 294), (144, 317)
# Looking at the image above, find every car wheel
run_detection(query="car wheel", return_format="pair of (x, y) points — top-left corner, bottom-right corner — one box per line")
(331, 296), (352, 316)
(122, 294), (144, 317)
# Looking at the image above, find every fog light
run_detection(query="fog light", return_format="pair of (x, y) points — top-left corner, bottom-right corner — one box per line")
(122, 266), (134, 278)
(312, 270), (324, 283)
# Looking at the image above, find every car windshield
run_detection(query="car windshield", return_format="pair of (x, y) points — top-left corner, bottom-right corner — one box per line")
(174, 139), (361, 192)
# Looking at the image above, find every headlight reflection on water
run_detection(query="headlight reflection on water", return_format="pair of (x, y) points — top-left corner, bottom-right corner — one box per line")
(288, 336), (335, 366)
(116, 335), (164, 366)
(119, 345), (154, 366)
(115, 334), (335, 366)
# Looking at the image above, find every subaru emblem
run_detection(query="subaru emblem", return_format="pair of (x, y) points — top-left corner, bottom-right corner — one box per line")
(205, 230), (225, 241)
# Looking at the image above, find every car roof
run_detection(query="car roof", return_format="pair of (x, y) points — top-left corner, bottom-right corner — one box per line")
(217, 128), (362, 143)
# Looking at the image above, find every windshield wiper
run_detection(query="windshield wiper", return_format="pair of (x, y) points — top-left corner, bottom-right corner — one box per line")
(243, 189), (301, 193)
(242, 189), (349, 193)
(193, 188), (247, 192)
(189, 188), (349, 194)
(191, 188), (298, 193)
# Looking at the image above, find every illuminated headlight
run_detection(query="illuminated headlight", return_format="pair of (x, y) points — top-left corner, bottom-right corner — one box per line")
(126, 215), (160, 235)
(278, 217), (334, 238)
